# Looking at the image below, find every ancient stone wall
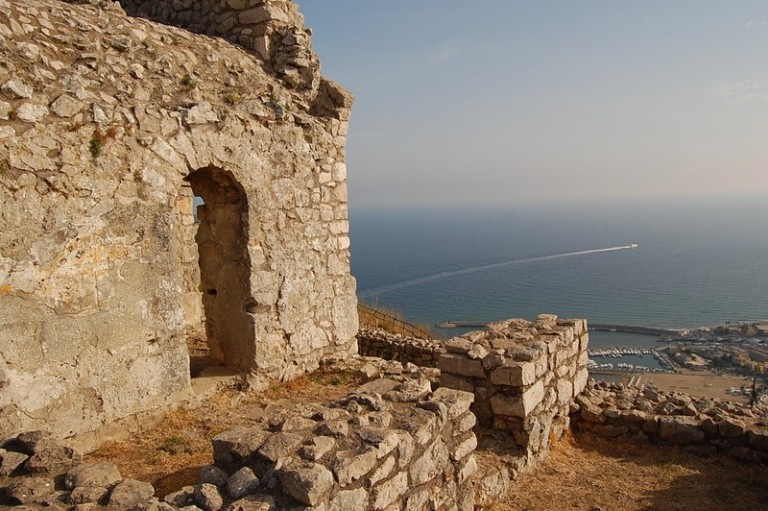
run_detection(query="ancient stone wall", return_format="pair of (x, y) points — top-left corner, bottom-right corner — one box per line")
(357, 329), (445, 368)
(0, 358), (477, 510)
(210, 383), (477, 510)
(574, 381), (768, 463)
(115, 0), (319, 91)
(0, 0), (357, 441)
(439, 315), (589, 467)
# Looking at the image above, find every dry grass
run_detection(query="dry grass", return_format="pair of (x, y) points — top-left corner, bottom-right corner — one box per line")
(495, 432), (768, 511)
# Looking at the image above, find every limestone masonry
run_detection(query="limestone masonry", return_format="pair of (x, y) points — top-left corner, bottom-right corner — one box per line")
(0, 0), (357, 441)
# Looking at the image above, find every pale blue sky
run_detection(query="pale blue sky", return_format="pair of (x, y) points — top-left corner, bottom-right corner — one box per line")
(299, 2), (768, 209)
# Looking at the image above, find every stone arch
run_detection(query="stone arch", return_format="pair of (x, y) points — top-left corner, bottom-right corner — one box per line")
(184, 166), (255, 372)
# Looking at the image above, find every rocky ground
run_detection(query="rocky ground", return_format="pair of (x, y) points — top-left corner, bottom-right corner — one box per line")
(2, 365), (767, 510)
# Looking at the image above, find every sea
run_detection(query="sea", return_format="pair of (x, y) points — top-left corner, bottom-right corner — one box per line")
(349, 197), (768, 359)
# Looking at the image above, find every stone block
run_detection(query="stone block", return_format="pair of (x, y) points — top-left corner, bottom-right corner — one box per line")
(748, 428), (768, 452)
(430, 387), (475, 420)
(451, 433), (477, 461)
(556, 380), (573, 405)
(573, 368), (589, 396)
(212, 427), (268, 468)
(438, 353), (486, 378)
(279, 463), (334, 507)
(719, 418), (747, 438)
(372, 472), (408, 510)
(330, 488), (369, 511)
(109, 479), (155, 507)
(490, 381), (545, 418)
(65, 463), (122, 490)
(658, 417), (705, 444)
(490, 362), (536, 386)
(439, 372), (475, 393)
(409, 439), (449, 485)
(333, 448), (378, 486)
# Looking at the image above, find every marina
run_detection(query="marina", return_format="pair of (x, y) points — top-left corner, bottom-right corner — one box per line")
(587, 346), (675, 373)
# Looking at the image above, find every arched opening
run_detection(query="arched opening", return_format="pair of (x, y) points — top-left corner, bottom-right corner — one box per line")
(184, 166), (255, 375)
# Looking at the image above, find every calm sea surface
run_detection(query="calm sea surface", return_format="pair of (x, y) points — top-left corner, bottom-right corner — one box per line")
(350, 198), (768, 346)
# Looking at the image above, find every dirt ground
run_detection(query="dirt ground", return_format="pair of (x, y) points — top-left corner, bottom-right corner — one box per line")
(596, 370), (752, 402)
(498, 432), (768, 511)
(88, 370), (768, 510)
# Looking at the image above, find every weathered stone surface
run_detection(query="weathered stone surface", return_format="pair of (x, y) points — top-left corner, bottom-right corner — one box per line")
(65, 463), (122, 490)
(330, 487), (369, 511)
(490, 362), (536, 386)
(719, 418), (747, 438)
(69, 486), (109, 505)
(130, 497), (177, 511)
(298, 436), (335, 461)
(109, 479), (155, 507)
(50, 94), (83, 117)
(226, 494), (275, 511)
(212, 428), (268, 467)
(748, 428), (768, 452)
(164, 486), (196, 507)
(6, 476), (54, 504)
(226, 467), (260, 500)
(2, 78), (32, 98)
(24, 442), (80, 474)
(0, 449), (28, 475)
(430, 387), (474, 420)
(278, 463), (334, 506)
(410, 439), (449, 485)
(439, 354), (486, 378)
(257, 432), (302, 463)
(194, 483), (223, 511)
(199, 465), (228, 487)
(1, 0), (357, 444)
(383, 378), (432, 402)
(372, 472), (408, 510)
(333, 448), (378, 485)
(15, 103), (48, 123)
(490, 381), (545, 418)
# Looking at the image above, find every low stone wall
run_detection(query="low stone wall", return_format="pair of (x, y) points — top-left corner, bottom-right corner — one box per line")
(439, 315), (589, 466)
(574, 381), (768, 463)
(208, 381), (477, 510)
(357, 329), (445, 368)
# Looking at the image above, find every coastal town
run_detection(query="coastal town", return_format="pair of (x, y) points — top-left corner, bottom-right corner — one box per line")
(590, 321), (768, 375)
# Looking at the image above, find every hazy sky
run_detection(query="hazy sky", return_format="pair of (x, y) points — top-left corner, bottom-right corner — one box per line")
(299, 2), (768, 209)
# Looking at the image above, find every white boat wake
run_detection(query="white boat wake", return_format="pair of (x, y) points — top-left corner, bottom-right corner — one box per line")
(359, 244), (636, 298)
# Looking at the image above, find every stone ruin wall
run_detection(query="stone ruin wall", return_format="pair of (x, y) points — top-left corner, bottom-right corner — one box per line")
(208, 382), (477, 511)
(357, 329), (445, 368)
(574, 380), (768, 463)
(115, 0), (320, 92)
(0, 0), (358, 442)
(360, 316), (590, 474)
(438, 315), (589, 470)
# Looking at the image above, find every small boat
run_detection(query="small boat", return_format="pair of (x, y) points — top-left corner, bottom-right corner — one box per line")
(629, 243), (639, 249)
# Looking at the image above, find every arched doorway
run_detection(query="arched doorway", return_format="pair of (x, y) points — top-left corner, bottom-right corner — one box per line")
(184, 166), (254, 373)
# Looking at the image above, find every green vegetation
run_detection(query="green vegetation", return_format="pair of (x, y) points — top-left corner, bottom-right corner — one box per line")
(158, 435), (190, 455)
(89, 127), (118, 159)
(89, 137), (103, 158)
(223, 91), (243, 105)
(180, 74), (197, 90)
